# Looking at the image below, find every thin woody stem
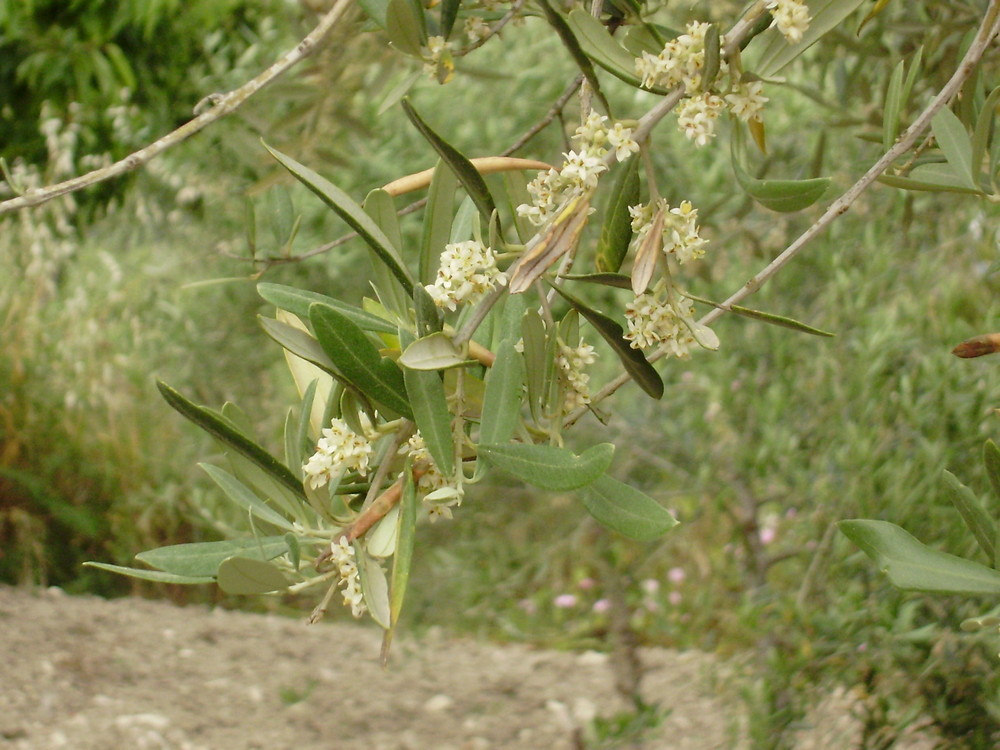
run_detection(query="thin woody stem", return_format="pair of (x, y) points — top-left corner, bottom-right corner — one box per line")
(566, 0), (1000, 427)
(0, 0), (354, 216)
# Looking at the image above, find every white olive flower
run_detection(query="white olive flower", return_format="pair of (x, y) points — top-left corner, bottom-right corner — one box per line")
(725, 80), (769, 122)
(426, 240), (506, 311)
(303, 418), (375, 490)
(676, 92), (725, 147)
(767, 0), (811, 44)
(629, 199), (708, 266)
(624, 286), (718, 357)
(329, 537), (367, 618)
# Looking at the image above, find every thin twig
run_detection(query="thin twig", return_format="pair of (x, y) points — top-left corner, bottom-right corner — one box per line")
(567, 0), (1000, 426)
(0, 0), (355, 216)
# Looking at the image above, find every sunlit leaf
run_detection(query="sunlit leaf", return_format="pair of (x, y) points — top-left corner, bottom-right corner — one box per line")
(582, 475), (678, 540)
(839, 519), (1000, 595)
(478, 442), (614, 491)
(399, 332), (470, 370)
(356, 544), (391, 629)
(217, 556), (289, 595)
(367, 505), (401, 558)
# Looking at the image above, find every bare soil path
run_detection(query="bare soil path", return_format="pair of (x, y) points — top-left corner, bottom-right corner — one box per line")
(0, 586), (927, 749)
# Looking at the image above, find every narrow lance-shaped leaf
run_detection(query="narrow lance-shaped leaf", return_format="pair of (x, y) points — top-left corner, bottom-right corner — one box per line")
(364, 189), (411, 317)
(391, 467), (418, 624)
(877, 166), (985, 195)
(263, 143), (414, 295)
(971, 85), (1000, 183)
(883, 59), (906, 152)
(137, 538), (289, 578)
(478, 442), (614, 491)
(258, 283), (397, 334)
(440, 0), (460, 39)
(752, 0), (868, 78)
(401, 99), (498, 228)
(421, 160), (459, 285)
(550, 284), (663, 400)
(309, 303), (413, 420)
(521, 309), (548, 423)
(400, 330), (455, 477)
(984, 440), (1000, 505)
(596, 158), (640, 274)
(731, 129), (830, 212)
(932, 107), (979, 190)
(158, 381), (306, 499)
(839, 519), (1000, 595)
(480, 340), (526, 446)
(942, 470), (996, 565)
(537, 0), (611, 114)
(582, 475), (678, 541)
(384, 0), (426, 57)
(82, 562), (214, 585)
(200, 463), (298, 532)
(566, 10), (670, 94)
(684, 293), (835, 337)
(217, 556), (290, 595)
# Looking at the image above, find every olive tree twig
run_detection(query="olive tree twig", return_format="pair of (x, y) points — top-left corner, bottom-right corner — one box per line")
(567, 0), (1000, 427)
(0, 0), (355, 217)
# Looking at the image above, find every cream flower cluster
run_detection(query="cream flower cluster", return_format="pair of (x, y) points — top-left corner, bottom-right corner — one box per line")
(635, 21), (712, 93)
(624, 288), (700, 357)
(724, 80), (769, 123)
(517, 112), (638, 228)
(426, 239), (506, 311)
(630, 198), (708, 265)
(557, 341), (597, 413)
(767, 0), (812, 44)
(302, 418), (375, 490)
(635, 23), (773, 146)
(399, 433), (460, 522)
(675, 92), (726, 147)
(329, 537), (366, 618)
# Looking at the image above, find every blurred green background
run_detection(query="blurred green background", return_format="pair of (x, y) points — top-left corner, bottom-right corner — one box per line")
(2, 1), (999, 746)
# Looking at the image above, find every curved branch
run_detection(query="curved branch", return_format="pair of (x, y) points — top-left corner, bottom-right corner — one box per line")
(567, 0), (1000, 426)
(0, 0), (355, 216)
